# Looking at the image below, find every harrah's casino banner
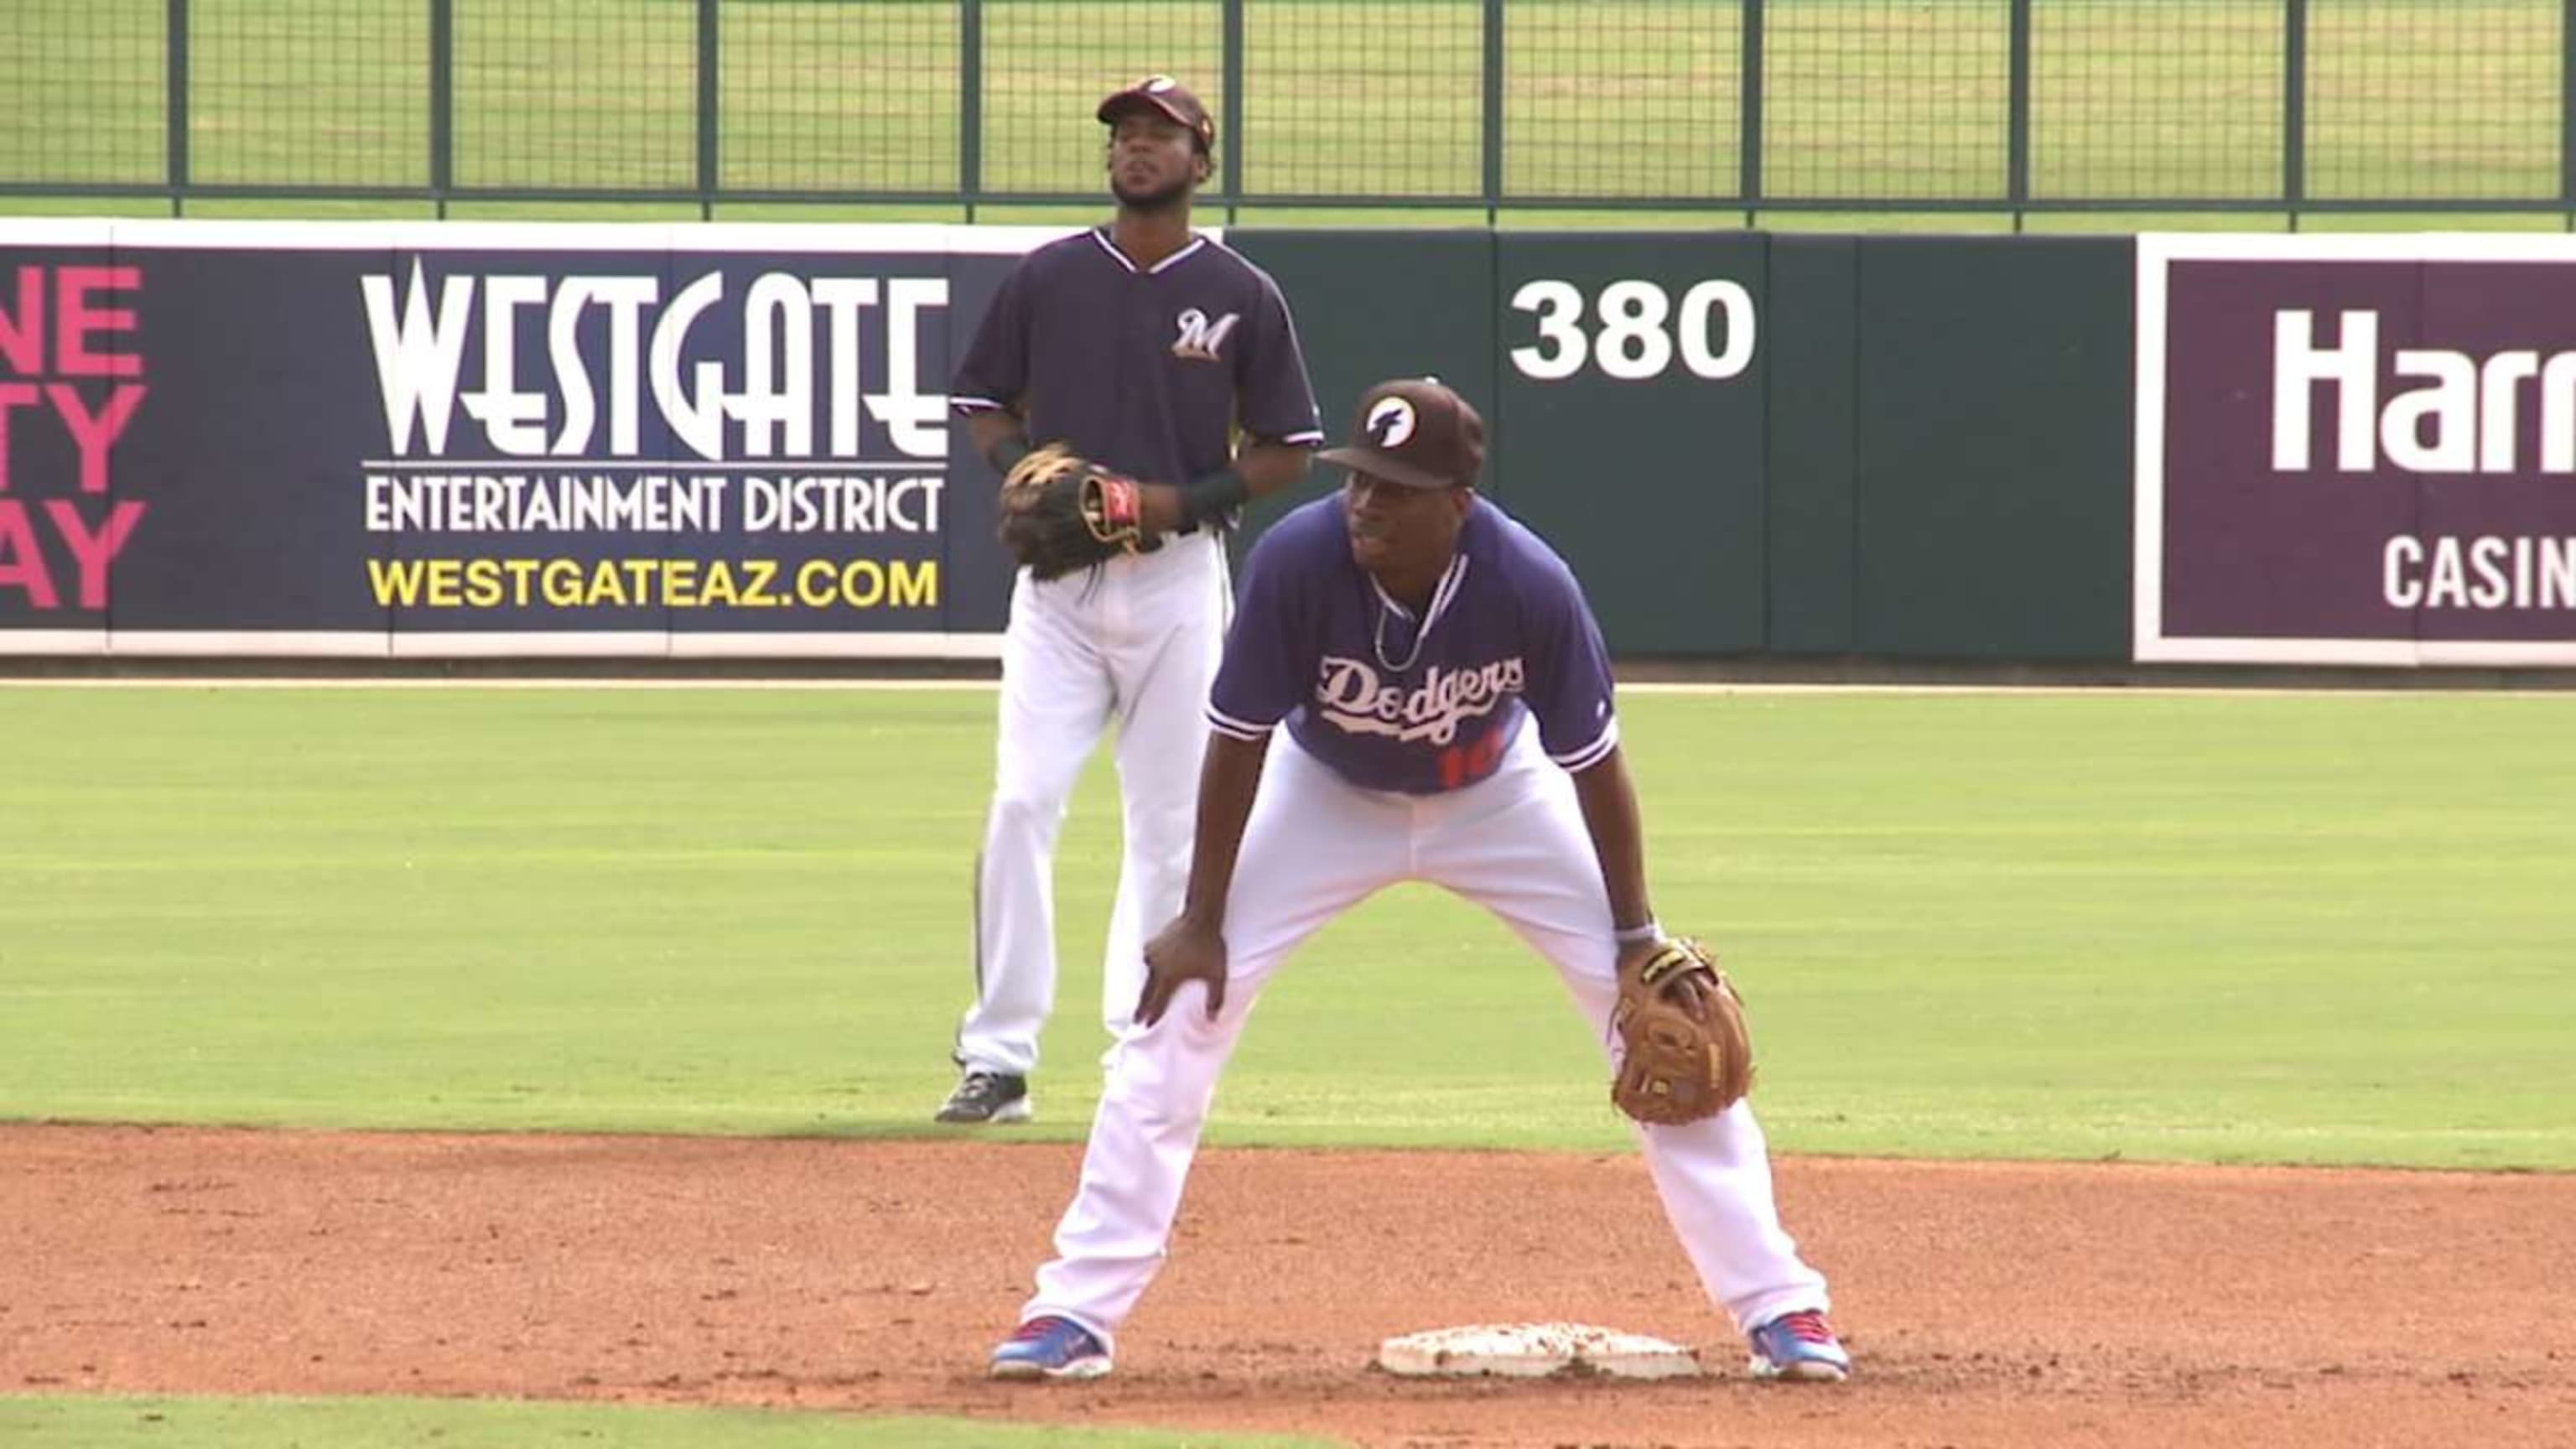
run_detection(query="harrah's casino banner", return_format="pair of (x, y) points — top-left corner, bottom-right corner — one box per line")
(2138, 233), (2576, 666)
(0, 219), (1092, 657)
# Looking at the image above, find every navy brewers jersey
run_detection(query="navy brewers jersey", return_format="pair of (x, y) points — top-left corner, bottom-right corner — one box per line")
(1207, 496), (1620, 795)
(951, 230), (1324, 490)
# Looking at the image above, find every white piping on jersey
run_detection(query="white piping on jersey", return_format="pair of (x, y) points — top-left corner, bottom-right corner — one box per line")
(1090, 228), (1209, 275)
(1204, 703), (1275, 741)
(1550, 715), (1620, 773)
(1369, 553), (1469, 674)
(1203, 231), (1328, 445)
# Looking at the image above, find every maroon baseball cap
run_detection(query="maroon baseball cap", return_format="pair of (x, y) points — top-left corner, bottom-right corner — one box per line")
(1098, 75), (1215, 153)
(1318, 378), (1486, 491)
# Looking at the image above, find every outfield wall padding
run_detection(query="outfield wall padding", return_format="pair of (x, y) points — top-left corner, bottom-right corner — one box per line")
(7, 221), (2570, 666)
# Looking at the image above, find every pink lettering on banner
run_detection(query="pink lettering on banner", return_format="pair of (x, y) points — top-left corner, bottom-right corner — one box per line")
(0, 501), (57, 608)
(0, 267), (40, 375)
(0, 498), (147, 609)
(49, 382), (144, 495)
(0, 381), (35, 491)
(0, 382), (144, 496)
(56, 267), (142, 378)
(0, 260), (151, 610)
(45, 498), (146, 607)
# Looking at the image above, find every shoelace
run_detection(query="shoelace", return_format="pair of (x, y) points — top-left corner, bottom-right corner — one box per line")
(1011, 1317), (1072, 1343)
(1769, 1311), (1836, 1344)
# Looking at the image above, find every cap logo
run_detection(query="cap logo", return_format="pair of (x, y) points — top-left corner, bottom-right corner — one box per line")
(1143, 75), (1176, 92)
(1364, 397), (1418, 449)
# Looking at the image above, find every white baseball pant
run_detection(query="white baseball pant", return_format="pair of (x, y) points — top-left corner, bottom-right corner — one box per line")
(954, 531), (1231, 1078)
(1017, 724), (1831, 1349)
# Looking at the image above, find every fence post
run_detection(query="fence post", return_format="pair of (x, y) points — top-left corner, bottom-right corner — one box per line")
(1215, 0), (1236, 220)
(1482, 0), (1504, 221)
(429, 0), (453, 217)
(2563, 0), (2574, 225)
(961, 0), (983, 221)
(2284, 0), (2308, 230)
(1741, 0), (1764, 226)
(2007, 0), (2031, 232)
(165, 0), (188, 216)
(697, 0), (719, 218)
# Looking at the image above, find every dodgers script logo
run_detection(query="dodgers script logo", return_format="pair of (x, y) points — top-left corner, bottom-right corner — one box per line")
(1171, 307), (1239, 362)
(1313, 654), (1525, 745)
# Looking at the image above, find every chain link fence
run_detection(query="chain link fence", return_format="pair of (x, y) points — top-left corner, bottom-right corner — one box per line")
(1, 0), (2566, 216)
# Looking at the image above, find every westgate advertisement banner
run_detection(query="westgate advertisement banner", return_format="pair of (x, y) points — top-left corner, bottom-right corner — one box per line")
(2137, 233), (2576, 666)
(0, 219), (1093, 657)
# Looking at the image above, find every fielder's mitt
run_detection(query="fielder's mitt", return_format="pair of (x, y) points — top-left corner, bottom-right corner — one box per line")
(995, 443), (1153, 580)
(1609, 937), (1753, 1126)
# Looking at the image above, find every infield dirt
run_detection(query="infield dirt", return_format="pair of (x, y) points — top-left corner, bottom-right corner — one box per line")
(6, 1125), (2570, 1447)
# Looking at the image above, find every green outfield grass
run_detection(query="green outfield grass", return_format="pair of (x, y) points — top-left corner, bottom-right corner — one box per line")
(3, 683), (2570, 1169)
(0, 1394), (1337, 1449)
(1, 0), (2566, 226)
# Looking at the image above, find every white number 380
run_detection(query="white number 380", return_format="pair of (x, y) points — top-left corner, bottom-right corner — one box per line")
(1509, 278), (1757, 382)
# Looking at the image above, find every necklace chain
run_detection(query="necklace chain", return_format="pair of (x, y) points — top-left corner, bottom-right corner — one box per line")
(1369, 556), (1465, 674)
(1374, 597), (1427, 673)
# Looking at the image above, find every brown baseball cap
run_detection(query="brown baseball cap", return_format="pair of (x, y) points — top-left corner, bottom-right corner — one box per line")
(1098, 75), (1215, 153)
(1318, 378), (1486, 490)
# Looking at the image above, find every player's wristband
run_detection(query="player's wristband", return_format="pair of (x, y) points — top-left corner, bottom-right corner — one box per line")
(1613, 919), (1664, 945)
(1177, 467), (1251, 527)
(985, 434), (1033, 475)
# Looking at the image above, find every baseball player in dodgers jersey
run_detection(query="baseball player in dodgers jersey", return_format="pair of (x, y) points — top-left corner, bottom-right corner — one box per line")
(938, 76), (1324, 1125)
(989, 379), (1852, 1383)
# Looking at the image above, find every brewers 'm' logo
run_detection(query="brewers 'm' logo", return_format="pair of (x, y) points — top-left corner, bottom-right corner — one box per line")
(1172, 308), (1239, 362)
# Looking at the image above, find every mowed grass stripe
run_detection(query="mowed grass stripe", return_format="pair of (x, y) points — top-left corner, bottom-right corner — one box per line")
(2, 685), (2568, 1168)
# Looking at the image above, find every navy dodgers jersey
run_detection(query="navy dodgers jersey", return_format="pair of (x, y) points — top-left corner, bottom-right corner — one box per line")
(1207, 495), (1620, 795)
(950, 229), (1324, 488)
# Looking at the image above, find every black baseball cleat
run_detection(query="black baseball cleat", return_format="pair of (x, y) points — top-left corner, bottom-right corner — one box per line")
(935, 1070), (1031, 1124)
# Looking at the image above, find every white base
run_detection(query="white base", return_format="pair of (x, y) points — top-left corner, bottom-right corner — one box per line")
(1375, 1322), (1703, 1380)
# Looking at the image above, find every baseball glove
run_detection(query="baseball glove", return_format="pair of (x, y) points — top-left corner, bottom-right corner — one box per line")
(995, 443), (1153, 580)
(1609, 937), (1753, 1126)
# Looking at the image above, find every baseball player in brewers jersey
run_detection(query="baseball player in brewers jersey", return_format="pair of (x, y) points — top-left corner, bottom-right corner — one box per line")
(937, 76), (1324, 1124)
(989, 379), (1849, 1384)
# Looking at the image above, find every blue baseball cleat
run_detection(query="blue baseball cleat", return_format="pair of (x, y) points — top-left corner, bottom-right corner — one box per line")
(989, 1315), (1114, 1381)
(1746, 1309), (1852, 1382)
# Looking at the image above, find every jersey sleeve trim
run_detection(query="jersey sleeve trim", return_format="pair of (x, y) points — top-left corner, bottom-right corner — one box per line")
(1206, 704), (1278, 741)
(1550, 717), (1620, 773)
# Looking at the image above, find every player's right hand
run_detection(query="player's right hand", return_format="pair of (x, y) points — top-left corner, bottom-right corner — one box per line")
(1138, 915), (1229, 1026)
